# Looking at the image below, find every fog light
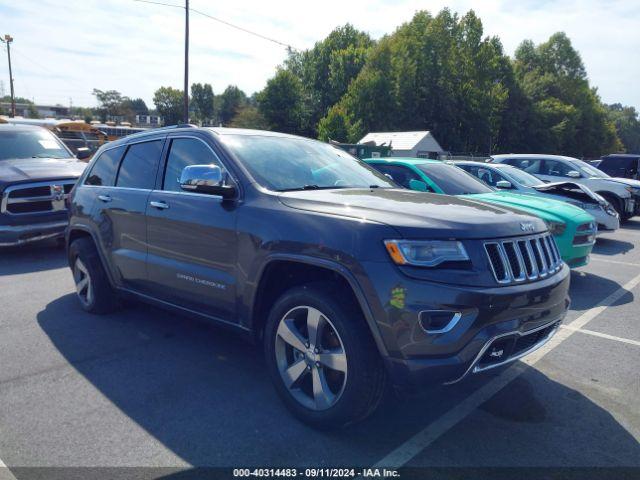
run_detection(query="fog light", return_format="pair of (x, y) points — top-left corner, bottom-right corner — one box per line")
(419, 310), (462, 334)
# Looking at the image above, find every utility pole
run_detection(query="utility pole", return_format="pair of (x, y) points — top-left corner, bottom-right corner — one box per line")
(183, 0), (189, 124)
(1, 34), (16, 118)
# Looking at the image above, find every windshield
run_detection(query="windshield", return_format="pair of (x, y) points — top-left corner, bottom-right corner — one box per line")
(0, 129), (72, 160)
(418, 164), (494, 195)
(571, 160), (610, 178)
(501, 165), (544, 187)
(219, 134), (395, 191)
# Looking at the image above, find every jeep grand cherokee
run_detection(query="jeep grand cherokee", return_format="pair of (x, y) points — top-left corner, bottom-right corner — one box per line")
(66, 126), (570, 428)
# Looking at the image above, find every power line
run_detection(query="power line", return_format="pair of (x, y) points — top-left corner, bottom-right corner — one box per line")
(9, 45), (91, 93)
(132, 0), (300, 51)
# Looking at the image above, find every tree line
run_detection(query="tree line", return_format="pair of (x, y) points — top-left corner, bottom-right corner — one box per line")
(252, 9), (635, 157)
(3, 8), (639, 157)
(152, 9), (639, 157)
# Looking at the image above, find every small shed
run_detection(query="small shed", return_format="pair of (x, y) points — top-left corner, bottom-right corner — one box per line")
(358, 131), (443, 159)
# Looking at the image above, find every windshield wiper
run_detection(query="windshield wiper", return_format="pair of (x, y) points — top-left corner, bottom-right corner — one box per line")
(278, 184), (390, 192)
(278, 185), (342, 192)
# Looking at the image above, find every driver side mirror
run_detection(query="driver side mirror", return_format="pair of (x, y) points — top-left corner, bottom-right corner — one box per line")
(495, 180), (512, 189)
(76, 147), (92, 160)
(567, 170), (581, 178)
(180, 164), (236, 198)
(409, 179), (429, 192)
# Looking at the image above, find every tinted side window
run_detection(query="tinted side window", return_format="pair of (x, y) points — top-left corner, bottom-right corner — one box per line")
(541, 160), (573, 177)
(370, 164), (423, 189)
(116, 140), (163, 189)
(85, 146), (125, 186)
(460, 165), (503, 186)
(506, 158), (543, 175)
(163, 138), (224, 192)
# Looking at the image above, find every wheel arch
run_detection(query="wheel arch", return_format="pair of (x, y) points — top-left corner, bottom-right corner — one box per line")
(66, 225), (116, 287)
(249, 255), (389, 357)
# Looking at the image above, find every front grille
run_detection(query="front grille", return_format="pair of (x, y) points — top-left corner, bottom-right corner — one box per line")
(484, 233), (562, 284)
(1, 180), (76, 216)
(475, 321), (560, 372)
(513, 323), (557, 355)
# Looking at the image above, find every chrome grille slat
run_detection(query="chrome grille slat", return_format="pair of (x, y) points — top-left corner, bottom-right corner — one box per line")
(485, 233), (563, 285)
(1, 180), (75, 216)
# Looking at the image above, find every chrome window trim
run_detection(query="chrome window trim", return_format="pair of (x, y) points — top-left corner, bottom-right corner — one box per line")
(161, 135), (238, 196)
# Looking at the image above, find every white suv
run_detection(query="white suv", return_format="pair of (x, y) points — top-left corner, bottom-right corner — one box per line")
(490, 154), (640, 221)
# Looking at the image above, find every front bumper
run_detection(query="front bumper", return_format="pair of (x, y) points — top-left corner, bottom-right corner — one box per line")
(0, 220), (67, 247)
(592, 208), (619, 232)
(358, 261), (571, 387)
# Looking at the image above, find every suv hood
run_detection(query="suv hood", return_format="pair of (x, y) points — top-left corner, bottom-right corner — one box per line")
(0, 157), (86, 188)
(466, 191), (589, 221)
(532, 181), (606, 206)
(602, 177), (640, 190)
(278, 188), (547, 239)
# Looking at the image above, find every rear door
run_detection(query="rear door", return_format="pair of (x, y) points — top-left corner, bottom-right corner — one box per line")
(92, 138), (164, 290)
(503, 158), (550, 182)
(145, 135), (239, 322)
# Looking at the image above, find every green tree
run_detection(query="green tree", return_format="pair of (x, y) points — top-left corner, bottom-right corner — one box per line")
(606, 103), (640, 153)
(92, 89), (129, 122)
(317, 105), (351, 142)
(513, 32), (621, 156)
(257, 69), (305, 134)
(191, 83), (215, 125)
(125, 98), (149, 115)
(229, 106), (269, 130)
(218, 85), (247, 124)
(153, 86), (183, 126)
(329, 9), (515, 152)
(285, 24), (374, 135)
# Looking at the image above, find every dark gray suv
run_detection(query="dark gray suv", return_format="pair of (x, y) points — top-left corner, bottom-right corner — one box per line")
(66, 126), (570, 428)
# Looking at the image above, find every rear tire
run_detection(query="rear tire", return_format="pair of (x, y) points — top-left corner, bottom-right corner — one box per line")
(264, 283), (386, 429)
(69, 237), (118, 314)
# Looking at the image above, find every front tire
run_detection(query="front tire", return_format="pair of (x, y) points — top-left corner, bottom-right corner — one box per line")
(69, 237), (117, 314)
(600, 193), (630, 222)
(264, 283), (386, 429)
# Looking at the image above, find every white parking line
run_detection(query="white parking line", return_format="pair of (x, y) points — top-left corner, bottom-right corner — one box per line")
(373, 271), (640, 468)
(561, 325), (640, 347)
(0, 457), (17, 480)
(590, 256), (640, 268)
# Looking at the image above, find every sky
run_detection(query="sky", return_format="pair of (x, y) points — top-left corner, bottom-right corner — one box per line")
(0, 0), (638, 110)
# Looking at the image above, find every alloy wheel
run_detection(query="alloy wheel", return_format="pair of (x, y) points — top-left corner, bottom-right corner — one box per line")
(73, 258), (93, 307)
(275, 306), (348, 411)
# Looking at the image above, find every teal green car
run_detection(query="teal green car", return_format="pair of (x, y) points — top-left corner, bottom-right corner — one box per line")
(365, 158), (597, 267)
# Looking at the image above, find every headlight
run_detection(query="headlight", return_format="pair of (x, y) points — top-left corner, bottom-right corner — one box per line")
(384, 240), (469, 267)
(545, 220), (566, 236)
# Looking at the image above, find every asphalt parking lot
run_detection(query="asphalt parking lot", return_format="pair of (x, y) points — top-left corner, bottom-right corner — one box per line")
(1, 222), (639, 479)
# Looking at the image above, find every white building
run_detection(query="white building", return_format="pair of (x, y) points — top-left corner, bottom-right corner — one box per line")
(359, 131), (443, 159)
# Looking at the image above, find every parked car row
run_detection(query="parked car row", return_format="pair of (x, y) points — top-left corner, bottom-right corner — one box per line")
(489, 154), (640, 221)
(0, 123), (636, 428)
(365, 158), (598, 268)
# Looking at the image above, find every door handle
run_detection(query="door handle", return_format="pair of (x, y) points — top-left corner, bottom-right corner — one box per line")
(97, 195), (112, 203)
(149, 201), (170, 210)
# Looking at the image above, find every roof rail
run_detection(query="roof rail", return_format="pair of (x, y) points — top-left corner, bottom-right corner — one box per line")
(124, 123), (197, 140)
